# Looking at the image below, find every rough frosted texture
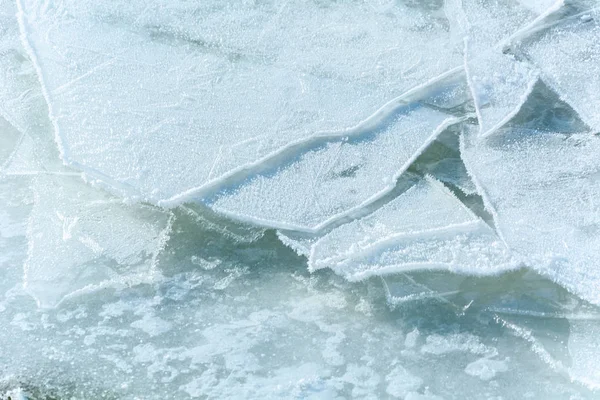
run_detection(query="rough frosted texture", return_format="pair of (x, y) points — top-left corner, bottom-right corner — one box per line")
(519, 7), (600, 131)
(462, 129), (600, 305)
(208, 107), (461, 232)
(17, 0), (463, 204)
(308, 177), (516, 280)
(25, 175), (172, 308)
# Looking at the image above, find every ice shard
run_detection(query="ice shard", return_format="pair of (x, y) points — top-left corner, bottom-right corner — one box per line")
(307, 176), (517, 281)
(207, 106), (465, 232)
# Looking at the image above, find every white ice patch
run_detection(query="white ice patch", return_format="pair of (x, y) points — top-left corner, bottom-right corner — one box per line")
(567, 319), (600, 389)
(465, 357), (509, 380)
(307, 176), (517, 281)
(16, 0), (463, 204)
(462, 128), (600, 305)
(24, 175), (172, 308)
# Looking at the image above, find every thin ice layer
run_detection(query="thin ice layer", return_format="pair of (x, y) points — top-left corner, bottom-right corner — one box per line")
(16, 0), (463, 204)
(461, 129), (600, 305)
(445, 0), (540, 137)
(24, 175), (172, 308)
(308, 177), (516, 281)
(207, 106), (462, 232)
(519, 7), (600, 131)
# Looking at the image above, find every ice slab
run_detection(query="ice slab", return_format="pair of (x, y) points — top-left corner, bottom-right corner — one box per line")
(445, 0), (541, 137)
(16, 0), (463, 204)
(307, 176), (517, 281)
(207, 104), (465, 232)
(24, 175), (173, 308)
(462, 128), (600, 305)
(518, 7), (600, 131)
(464, 48), (538, 138)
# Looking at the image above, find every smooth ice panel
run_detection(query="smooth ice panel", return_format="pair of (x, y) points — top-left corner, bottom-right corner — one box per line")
(462, 128), (600, 305)
(24, 175), (172, 308)
(17, 0), (463, 204)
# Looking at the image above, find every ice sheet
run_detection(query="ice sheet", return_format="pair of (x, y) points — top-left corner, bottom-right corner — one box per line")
(24, 175), (173, 308)
(308, 176), (517, 281)
(462, 128), (600, 305)
(16, 0), (464, 204)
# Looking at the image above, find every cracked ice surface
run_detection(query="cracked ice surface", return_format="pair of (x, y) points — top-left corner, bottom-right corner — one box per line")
(1, 0), (600, 398)
(16, 0), (463, 204)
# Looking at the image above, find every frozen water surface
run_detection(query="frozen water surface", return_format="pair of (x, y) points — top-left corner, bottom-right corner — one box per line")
(1, 0), (600, 398)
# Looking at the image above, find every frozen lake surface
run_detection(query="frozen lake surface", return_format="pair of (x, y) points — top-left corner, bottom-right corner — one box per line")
(1, 0), (600, 398)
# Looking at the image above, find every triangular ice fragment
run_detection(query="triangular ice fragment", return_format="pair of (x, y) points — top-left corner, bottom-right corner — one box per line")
(308, 176), (517, 281)
(517, 7), (600, 131)
(465, 47), (538, 138)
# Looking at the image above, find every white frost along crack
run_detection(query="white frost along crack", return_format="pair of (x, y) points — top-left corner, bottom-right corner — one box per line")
(206, 101), (469, 232)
